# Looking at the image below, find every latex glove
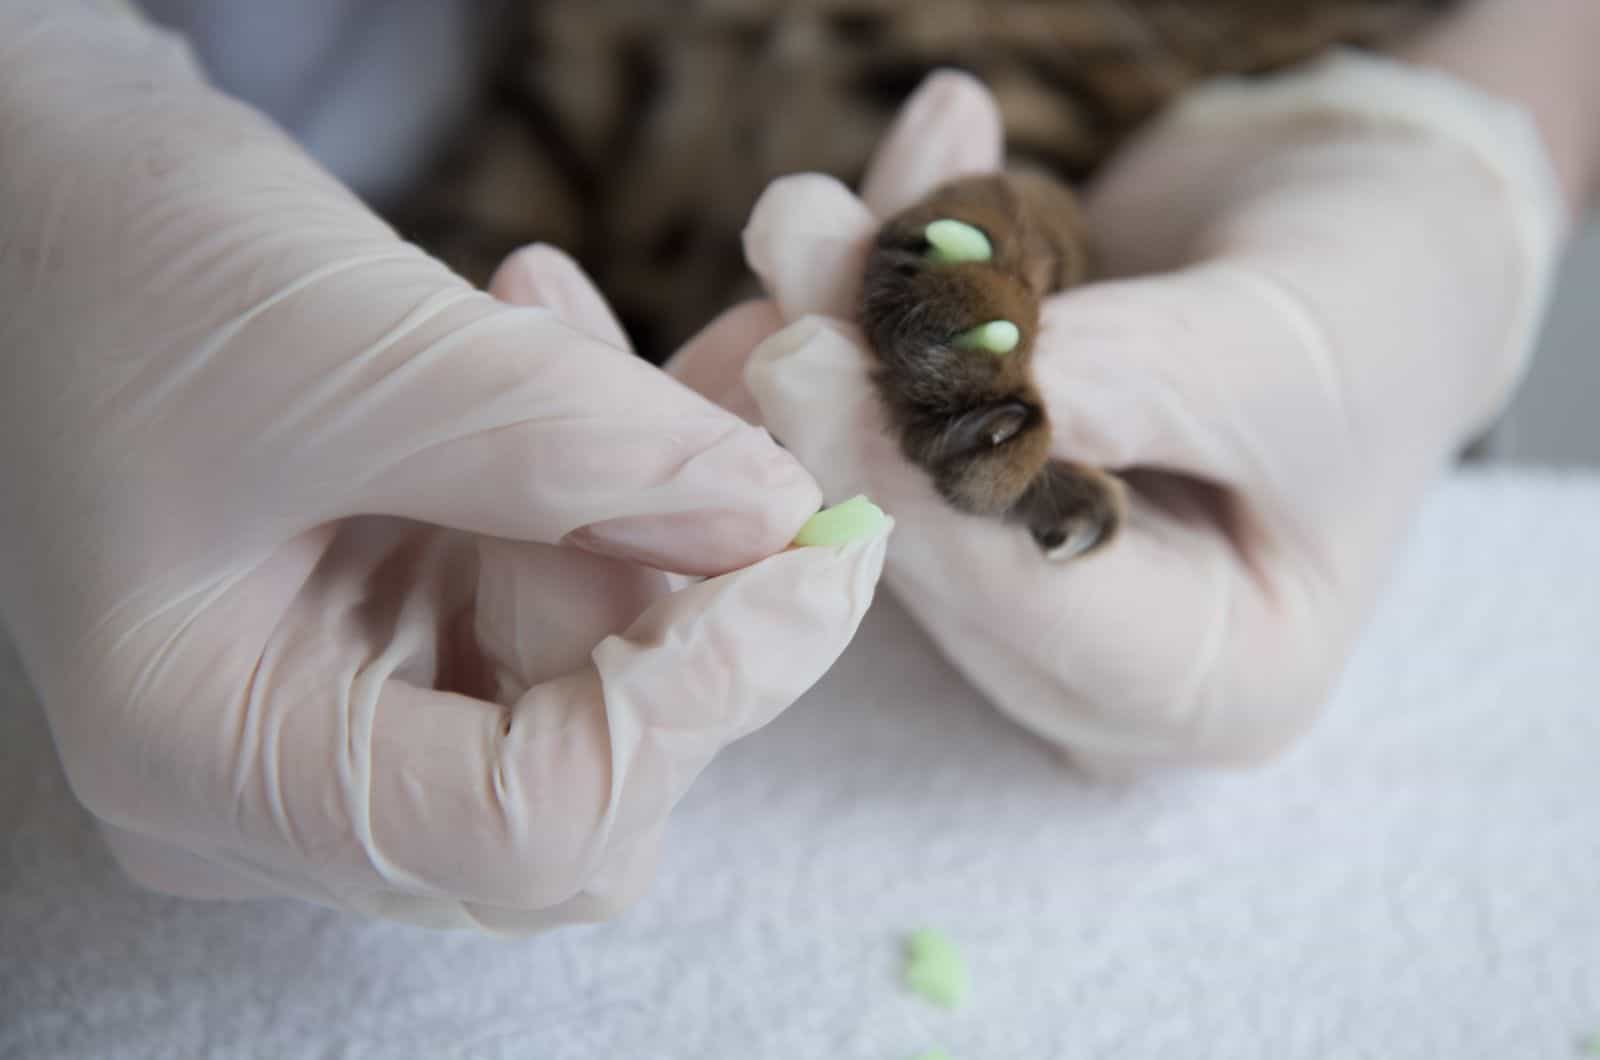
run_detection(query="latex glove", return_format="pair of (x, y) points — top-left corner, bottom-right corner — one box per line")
(0, 2), (888, 930)
(676, 59), (1566, 769)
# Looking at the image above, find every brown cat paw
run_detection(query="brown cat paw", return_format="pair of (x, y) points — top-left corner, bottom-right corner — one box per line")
(859, 171), (1121, 558)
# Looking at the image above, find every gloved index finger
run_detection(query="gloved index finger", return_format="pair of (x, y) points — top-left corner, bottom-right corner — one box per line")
(313, 287), (822, 577)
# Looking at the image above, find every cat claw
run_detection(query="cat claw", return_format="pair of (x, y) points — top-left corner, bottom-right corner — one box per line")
(1034, 516), (1107, 561)
(944, 401), (1033, 457)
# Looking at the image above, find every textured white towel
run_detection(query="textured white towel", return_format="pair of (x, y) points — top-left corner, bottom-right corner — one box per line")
(4, 468), (1599, 1060)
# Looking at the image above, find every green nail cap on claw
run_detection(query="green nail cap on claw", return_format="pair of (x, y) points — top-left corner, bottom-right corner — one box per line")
(792, 495), (888, 548)
(954, 320), (1020, 355)
(902, 929), (970, 1010)
(924, 218), (992, 264)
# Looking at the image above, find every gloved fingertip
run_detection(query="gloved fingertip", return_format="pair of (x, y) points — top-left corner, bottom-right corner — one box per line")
(860, 68), (1005, 218)
(743, 174), (876, 320)
(488, 244), (633, 353)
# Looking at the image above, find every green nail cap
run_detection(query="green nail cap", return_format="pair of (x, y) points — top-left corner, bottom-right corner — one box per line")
(924, 218), (992, 264)
(902, 929), (970, 1010)
(954, 320), (1020, 355)
(792, 494), (888, 548)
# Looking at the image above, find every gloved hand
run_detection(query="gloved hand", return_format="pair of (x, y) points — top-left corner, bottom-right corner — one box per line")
(0, 2), (888, 930)
(673, 55), (1568, 769)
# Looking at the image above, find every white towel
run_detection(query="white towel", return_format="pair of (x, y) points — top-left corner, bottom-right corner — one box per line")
(4, 468), (1599, 1059)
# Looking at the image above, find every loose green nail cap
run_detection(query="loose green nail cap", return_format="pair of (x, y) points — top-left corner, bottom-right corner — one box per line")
(792, 494), (888, 548)
(954, 320), (1020, 355)
(902, 929), (970, 1009)
(924, 218), (992, 264)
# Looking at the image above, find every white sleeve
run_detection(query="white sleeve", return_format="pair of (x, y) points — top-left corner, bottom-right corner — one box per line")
(134, 0), (500, 204)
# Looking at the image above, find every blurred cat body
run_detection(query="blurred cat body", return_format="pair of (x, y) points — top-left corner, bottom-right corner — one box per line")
(400, 0), (1457, 355)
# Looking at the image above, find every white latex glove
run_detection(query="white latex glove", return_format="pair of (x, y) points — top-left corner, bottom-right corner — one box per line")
(0, 2), (888, 930)
(676, 58), (1567, 769)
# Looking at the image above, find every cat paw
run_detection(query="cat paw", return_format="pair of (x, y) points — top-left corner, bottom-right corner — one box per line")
(859, 172), (1111, 553)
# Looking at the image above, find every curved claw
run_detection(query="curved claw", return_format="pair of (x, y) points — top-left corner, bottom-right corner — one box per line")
(941, 400), (1035, 458)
